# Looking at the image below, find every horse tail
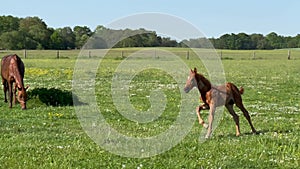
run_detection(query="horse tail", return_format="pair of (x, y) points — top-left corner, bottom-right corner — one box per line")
(239, 87), (244, 95)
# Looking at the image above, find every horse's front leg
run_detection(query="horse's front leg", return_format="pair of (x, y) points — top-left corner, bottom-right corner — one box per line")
(205, 105), (216, 139)
(8, 82), (13, 108)
(3, 81), (8, 103)
(13, 83), (17, 104)
(196, 105), (208, 129)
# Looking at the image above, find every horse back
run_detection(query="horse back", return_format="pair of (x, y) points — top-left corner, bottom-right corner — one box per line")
(1, 54), (25, 80)
(207, 82), (243, 107)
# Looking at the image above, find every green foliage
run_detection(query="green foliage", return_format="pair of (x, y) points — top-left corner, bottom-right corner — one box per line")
(0, 31), (24, 49)
(0, 15), (180, 50)
(54, 27), (75, 49)
(50, 30), (63, 49)
(94, 27), (170, 48)
(0, 15), (20, 34)
(74, 26), (92, 49)
(207, 32), (300, 50)
(19, 17), (52, 49)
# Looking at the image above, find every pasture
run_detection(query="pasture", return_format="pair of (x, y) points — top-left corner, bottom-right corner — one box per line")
(0, 48), (299, 168)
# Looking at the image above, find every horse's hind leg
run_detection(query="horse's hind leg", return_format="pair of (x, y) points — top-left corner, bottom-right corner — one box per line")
(236, 102), (257, 134)
(225, 104), (240, 136)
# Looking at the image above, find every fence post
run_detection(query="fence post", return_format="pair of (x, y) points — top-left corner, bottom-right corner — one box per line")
(121, 51), (124, 58)
(155, 49), (159, 59)
(186, 50), (189, 60)
(220, 50), (222, 59)
(253, 51), (256, 60)
(24, 49), (27, 59)
(57, 50), (60, 59)
(288, 50), (291, 60)
(89, 51), (91, 58)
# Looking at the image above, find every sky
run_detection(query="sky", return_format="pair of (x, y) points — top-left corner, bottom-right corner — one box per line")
(1, 0), (299, 39)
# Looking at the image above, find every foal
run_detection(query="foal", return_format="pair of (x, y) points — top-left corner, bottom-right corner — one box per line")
(184, 68), (257, 138)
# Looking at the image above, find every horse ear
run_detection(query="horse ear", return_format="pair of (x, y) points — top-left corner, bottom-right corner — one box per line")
(25, 85), (30, 90)
(193, 67), (197, 73)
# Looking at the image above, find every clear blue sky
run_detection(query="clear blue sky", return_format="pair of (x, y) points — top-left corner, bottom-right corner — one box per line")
(1, 0), (299, 38)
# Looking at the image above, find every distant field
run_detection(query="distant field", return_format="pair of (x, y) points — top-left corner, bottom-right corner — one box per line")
(0, 48), (299, 168)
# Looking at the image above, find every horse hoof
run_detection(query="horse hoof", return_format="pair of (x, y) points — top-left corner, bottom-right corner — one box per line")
(203, 123), (208, 129)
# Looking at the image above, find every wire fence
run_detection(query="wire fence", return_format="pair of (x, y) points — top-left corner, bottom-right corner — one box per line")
(1, 48), (299, 60)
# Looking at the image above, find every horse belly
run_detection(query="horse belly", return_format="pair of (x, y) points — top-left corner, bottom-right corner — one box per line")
(210, 90), (227, 107)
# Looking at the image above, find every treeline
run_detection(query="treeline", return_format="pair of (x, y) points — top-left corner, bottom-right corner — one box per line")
(1, 15), (300, 50)
(0, 15), (92, 50)
(0, 15), (177, 50)
(85, 26), (178, 49)
(183, 33), (300, 49)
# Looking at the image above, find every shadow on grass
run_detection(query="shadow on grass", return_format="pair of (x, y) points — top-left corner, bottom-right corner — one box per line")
(215, 128), (297, 139)
(28, 88), (86, 106)
(254, 129), (296, 135)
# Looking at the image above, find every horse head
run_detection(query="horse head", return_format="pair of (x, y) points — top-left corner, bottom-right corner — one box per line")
(184, 68), (198, 93)
(17, 85), (29, 110)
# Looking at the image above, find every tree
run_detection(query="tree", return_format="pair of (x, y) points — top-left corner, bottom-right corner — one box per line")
(73, 26), (92, 49)
(295, 34), (300, 48)
(0, 31), (23, 49)
(50, 30), (63, 49)
(217, 34), (230, 49)
(0, 15), (20, 35)
(84, 36), (107, 49)
(265, 32), (285, 49)
(235, 33), (255, 49)
(161, 37), (177, 47)
(19, 17), (52, 49)
(49, 27), (75, 50)
(250, 34), (264, 49)
(143, 32), (161, 47)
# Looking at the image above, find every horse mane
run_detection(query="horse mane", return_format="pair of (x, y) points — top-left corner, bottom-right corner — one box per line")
(195, 73), (211, 92)
(195, 72), (211, 93)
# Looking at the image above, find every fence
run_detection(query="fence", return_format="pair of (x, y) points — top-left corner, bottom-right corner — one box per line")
(217, 49), (300, 60)
(0, 48), (299, 60)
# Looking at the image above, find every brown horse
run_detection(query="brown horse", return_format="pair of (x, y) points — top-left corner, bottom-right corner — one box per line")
(1, 54), (28, 109)
(184, 68), (257, 138)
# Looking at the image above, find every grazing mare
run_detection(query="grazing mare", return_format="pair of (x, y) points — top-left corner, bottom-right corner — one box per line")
(1, 54), (28, 109)
(184, 68), (257, 138)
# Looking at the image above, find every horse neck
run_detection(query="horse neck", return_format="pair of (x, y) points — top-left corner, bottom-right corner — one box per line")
(195, 74), (211, 93)
(12, 64), (24, 90)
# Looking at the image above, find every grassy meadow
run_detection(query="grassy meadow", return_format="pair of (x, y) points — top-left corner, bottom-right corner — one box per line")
(0, 48), (299, 168)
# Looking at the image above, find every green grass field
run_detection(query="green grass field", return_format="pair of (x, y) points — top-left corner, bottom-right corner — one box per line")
(0, 48), (299, 168)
